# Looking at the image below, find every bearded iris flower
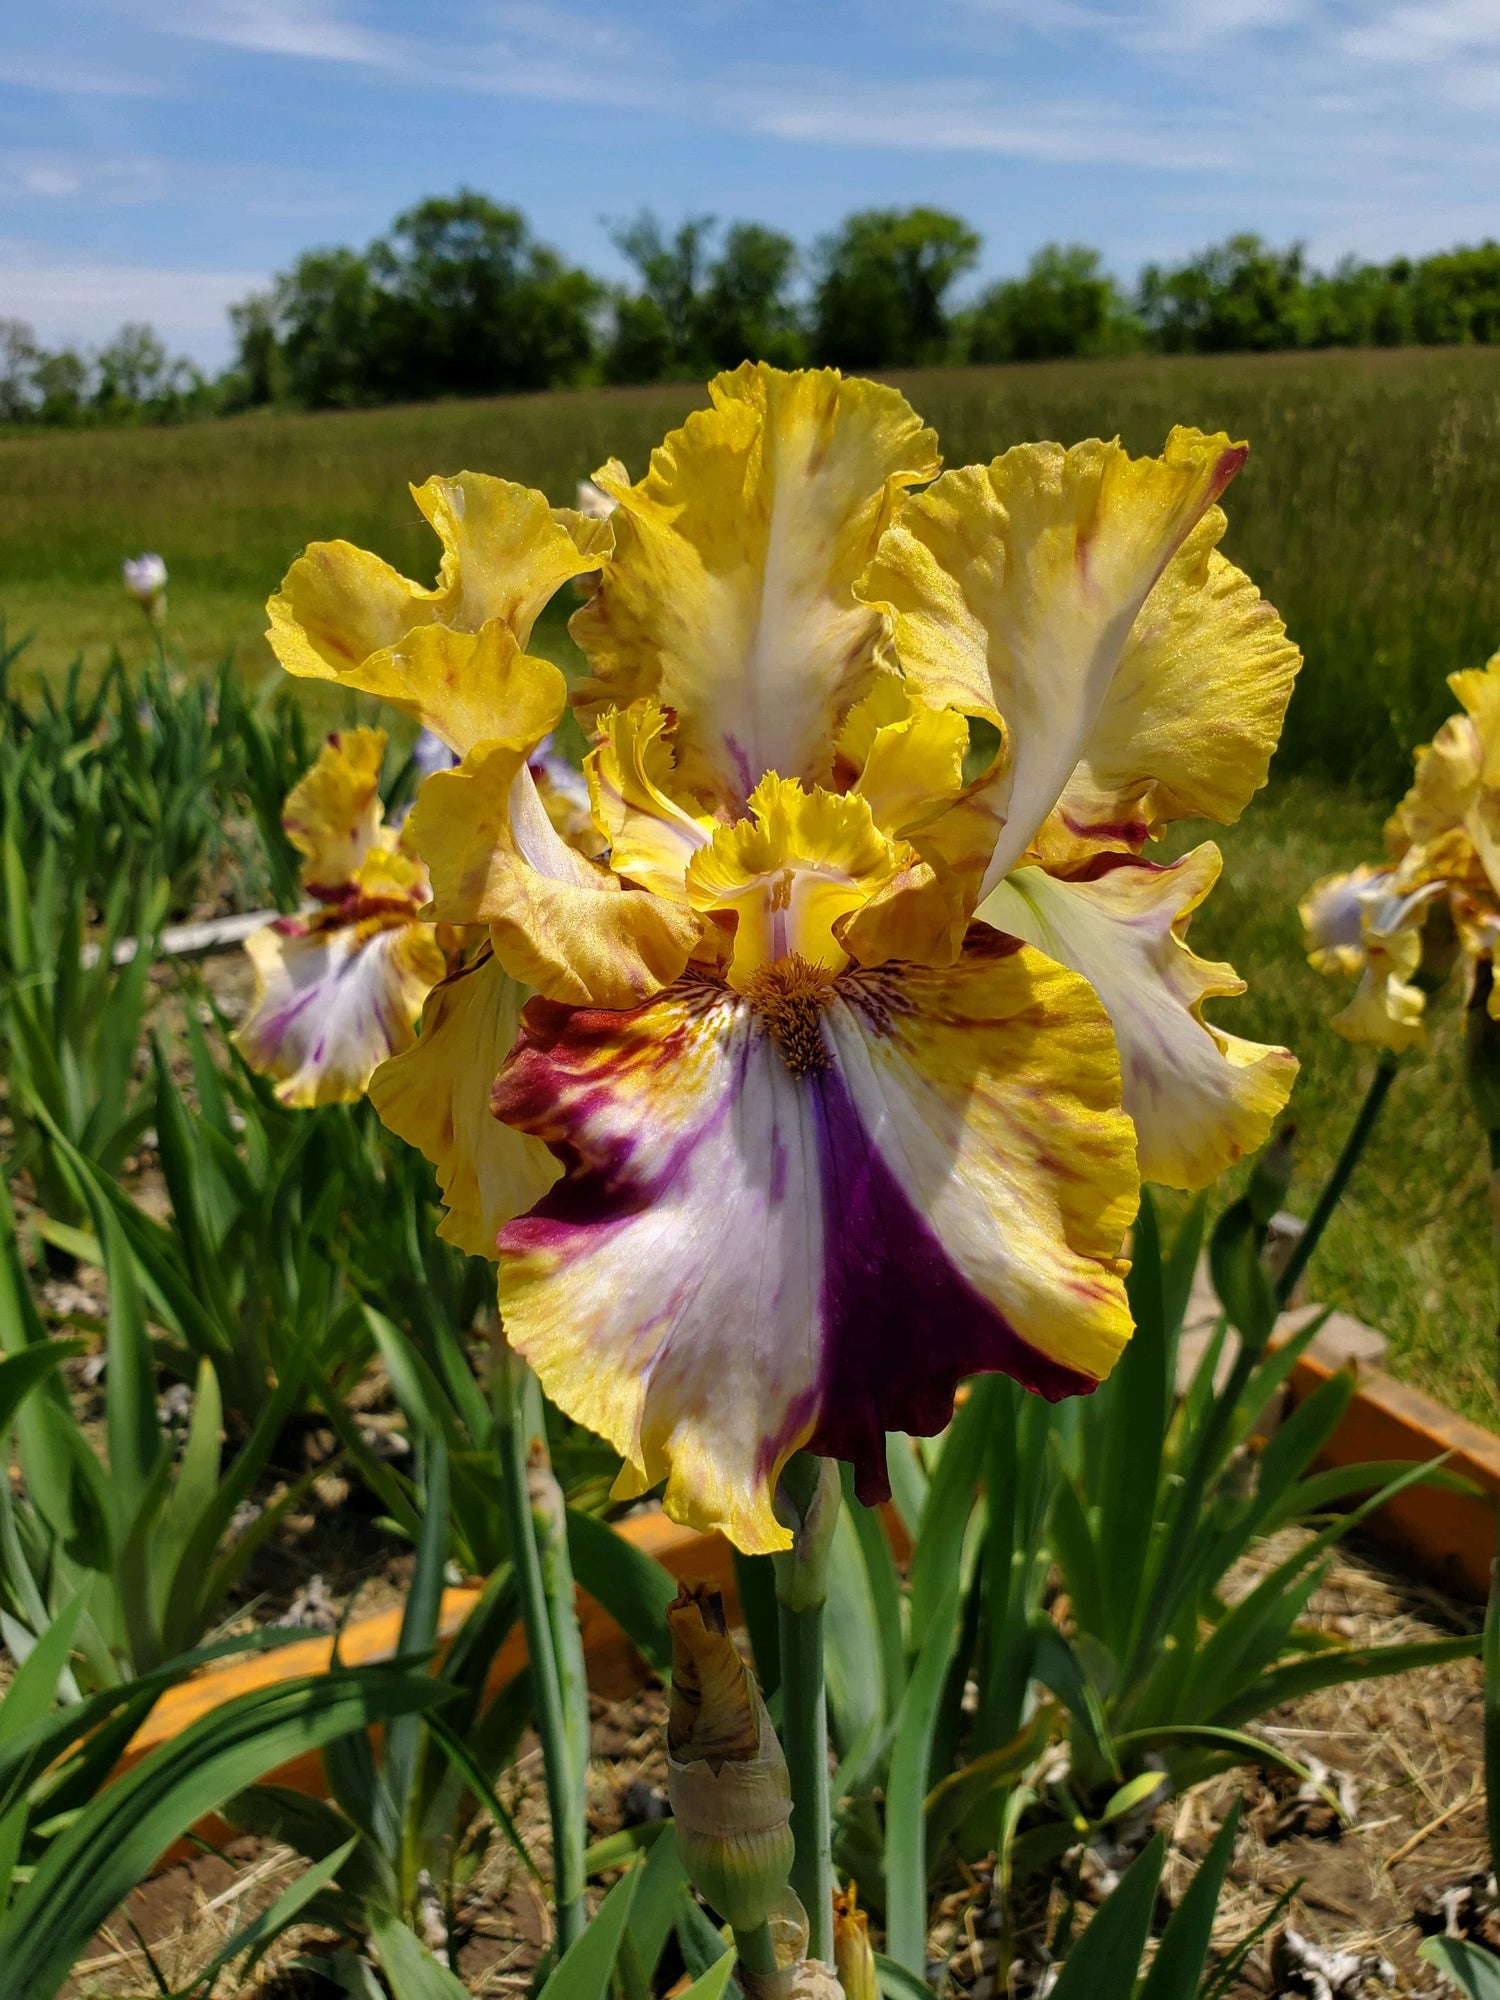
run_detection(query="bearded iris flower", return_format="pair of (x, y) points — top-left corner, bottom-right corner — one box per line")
(236, 727), (448, 1106)
(1302, 649), (1500, 1048)
(266, 366), (1299, 1553)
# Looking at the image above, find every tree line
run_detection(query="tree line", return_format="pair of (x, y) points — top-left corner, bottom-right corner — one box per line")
(4, 191), (1500, 426)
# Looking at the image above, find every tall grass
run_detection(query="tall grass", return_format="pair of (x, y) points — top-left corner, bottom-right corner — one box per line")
(4, 349), (1500, 791)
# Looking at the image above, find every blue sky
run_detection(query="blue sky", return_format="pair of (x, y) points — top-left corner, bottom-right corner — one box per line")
(3, 0), (1499, 367)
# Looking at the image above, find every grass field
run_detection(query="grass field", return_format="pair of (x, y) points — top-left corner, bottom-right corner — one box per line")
(3, 350), (1499, 1421)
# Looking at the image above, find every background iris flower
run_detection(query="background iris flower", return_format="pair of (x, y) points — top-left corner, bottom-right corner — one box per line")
(1303, 648), (1500, 1049)
(235, 727), (448, 1106)
(265, 363), (1299, 1552)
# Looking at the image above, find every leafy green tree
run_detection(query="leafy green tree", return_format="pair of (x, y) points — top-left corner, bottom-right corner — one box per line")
(603, 212), (717, 382)
(811, 207), (980, 369)
(225, 294), (286, 408)
(1300, 258), (1414, 347)
(963, 244), (1141, 363)
(602, 293), (676, 385)
(699, 222), (803, 369)
(90, 323), (204, 421)
(32, 347), (89, 425)
(239, 190), (599, 409)
(271, 246), (390, 409)
(371, 189), (599, 397)
(0, 320), (39, 422)
(1410, 241), (1500, 343)
(603, 212), (803, 381)
(1137, 234), (1308, 353)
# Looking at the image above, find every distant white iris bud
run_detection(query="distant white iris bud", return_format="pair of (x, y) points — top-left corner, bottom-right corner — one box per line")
(122, 552), (168, 624)
(666, 1582), (794, 1936)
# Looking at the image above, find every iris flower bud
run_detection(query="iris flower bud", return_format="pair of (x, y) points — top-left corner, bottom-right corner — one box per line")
(666, 1583), (794, 1935)
(122, 552), (168, 624)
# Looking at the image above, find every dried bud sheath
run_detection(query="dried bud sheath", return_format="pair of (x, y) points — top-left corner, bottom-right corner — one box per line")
(666, 1584), (795, 1935)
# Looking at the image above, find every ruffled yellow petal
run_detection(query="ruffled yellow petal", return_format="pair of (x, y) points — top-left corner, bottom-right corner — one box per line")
(1331, 957), (1427, 1052)
(282, 727), (386, 894)
(356, 846), (429, 907)
(1391, 712), (1483, 854)
(838, 679), (969, 838)
(490, 934), (1134, 1553)
(369, 950), (561, 1257)
(267, 474), (593, 752)
(585, 701), (716, 901)
(1033, 507), (1300, 866)
(865, 427), (1249, 896)
(235, 913), (447, 1107)
(571, 363), (940, 813)
(685, 774), (905, 990)
(979, 847), (1297, 1190)
(1449, 649), (1500, 788)
(409, 743), (701, 1008)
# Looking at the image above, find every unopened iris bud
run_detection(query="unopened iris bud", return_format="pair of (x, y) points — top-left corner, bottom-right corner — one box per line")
(832, 1887), (876, 2000)
(122, 552), (168, 624)
(666, 1583), (794, 1935)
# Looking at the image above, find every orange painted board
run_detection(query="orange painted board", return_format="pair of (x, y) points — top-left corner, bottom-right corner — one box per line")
(1283, 1350), (1500, 1600)
(130, 1511), (737, 1871)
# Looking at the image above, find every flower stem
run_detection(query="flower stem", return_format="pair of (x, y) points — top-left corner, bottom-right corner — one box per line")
(733, 1920), (781, 1979)
(774, 1452), (838, 1964)
(494, 1348), (588, 1952)
(1275, 1047), (1399, 1308)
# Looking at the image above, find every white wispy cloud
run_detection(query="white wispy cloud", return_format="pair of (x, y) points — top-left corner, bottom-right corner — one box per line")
(0, 54), (171, 96)
(0, 153), (171, 203)
(0, 242), (264, 357)
(159, 0), (403, 67)
(723, 74), (1234, 169)
(1343, 0), (1500, 65)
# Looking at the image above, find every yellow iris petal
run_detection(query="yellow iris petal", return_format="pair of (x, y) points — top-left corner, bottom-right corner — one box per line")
(267, 473), (593, 753)
(352, 840), (429, 906)
(572, 363), (940, 813)
(865, 427), (1250, 895)
(369, 950), (562, 1257)
(410, 741), (701, 1009)
(281, 726), (386, 893)
(686, 773), (905, 990)
(1390, 713), (1483, 854)
(981, 849), (1296, 1190)
(1034, 505), (1301, 866)
(839, 679), (969, 838)
(585, 700), (717, 902)
(1449, 649), (1500, 789)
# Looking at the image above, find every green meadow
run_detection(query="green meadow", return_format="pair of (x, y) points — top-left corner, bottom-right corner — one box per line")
(5, 347), (1500, 1420)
